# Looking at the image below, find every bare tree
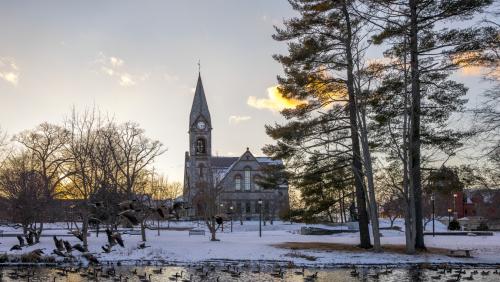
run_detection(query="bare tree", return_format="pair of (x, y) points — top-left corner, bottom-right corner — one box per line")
(62, 108), (103, 249)
(0, 125), (7, 150)
(105, 122), (165, 199)
(193, 166), (225, 241)
(146, 174), (182, 201)
(13, 123), (71, 239)
(0, 126), (8, 171)
(0, 151), (46, 236)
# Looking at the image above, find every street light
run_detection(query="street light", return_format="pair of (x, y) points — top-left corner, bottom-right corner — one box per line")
(431, 194), (435, 237)
(258, 199), (263, 238)
(453, 193), (458, 219)
(220, 203), (224, 232)
(447, 208), (452, 224)
(230, 206), (234, 233)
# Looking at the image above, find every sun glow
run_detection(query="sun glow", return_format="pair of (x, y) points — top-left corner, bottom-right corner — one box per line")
(247, 85), (306, 112)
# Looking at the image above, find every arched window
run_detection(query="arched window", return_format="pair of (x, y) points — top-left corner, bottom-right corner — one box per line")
(234, 175), (241, 190)
(196, 138), (206, 154)
(244, 167), (251, 191)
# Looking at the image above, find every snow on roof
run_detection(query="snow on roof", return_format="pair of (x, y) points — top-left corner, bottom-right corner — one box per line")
(211, 156), (282, 169)
(256, 157), (283, 165)
(211, 157), (239, 168)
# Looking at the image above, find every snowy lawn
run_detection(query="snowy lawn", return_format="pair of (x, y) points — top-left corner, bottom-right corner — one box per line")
(1, 219), (499, 266)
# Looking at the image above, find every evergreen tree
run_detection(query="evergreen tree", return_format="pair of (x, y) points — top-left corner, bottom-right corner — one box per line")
(296, 154), (353, 222)
(366, 0), (497, 250)
(268, 0), (373, 249)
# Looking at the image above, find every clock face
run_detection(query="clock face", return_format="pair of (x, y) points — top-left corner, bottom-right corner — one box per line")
(197, 121), (206, 130)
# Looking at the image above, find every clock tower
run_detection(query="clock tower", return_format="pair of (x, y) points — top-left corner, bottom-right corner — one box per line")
(184, 73), (212, 215)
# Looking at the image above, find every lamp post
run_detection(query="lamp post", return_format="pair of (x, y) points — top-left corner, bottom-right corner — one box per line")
(220, 203), (224, 232)
(431, 194), (435, 237)
(258, 199), (263, 238)
(230, 206), (234, 233)
(453, 193), (458, 219)
(447, 208), (452, 225)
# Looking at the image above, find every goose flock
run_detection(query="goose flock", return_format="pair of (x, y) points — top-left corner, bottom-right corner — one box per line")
(1, 262), (500, 281)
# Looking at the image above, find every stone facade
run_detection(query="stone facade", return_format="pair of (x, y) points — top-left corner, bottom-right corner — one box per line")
(183, 74), (289, 219)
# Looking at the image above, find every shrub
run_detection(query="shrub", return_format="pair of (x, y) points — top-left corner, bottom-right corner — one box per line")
(278, 206), (291, 221)
(21, 253), (41, 263)
(476, 221), (489, 231)
(448, 219), (461, 231)
(0, 254), (8, 263)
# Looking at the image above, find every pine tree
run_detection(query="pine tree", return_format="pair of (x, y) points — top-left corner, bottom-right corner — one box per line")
(269, 0), (375, 248)
(366, 0), (497, 250)
(297, 154), (353, 222)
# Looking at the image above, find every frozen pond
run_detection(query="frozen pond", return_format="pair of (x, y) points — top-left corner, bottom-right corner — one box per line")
(1, 264), (500, 281)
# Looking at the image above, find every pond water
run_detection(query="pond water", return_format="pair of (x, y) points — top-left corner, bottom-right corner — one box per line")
(0, 264), (499, 281)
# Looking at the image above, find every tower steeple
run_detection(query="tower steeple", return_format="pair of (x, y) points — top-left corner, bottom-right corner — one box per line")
(189, 74), (211, 128)
(185, 73), (213, 217)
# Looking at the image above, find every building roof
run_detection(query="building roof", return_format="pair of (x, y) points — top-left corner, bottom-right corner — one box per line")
(211, 157), (239, 168)
(211, 156), (283, 169)
(189, 74), (211, 127)
(256, 157), (283, 165)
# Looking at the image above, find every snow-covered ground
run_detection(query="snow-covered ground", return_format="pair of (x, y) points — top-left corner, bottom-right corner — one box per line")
(1, 219), (499, 266)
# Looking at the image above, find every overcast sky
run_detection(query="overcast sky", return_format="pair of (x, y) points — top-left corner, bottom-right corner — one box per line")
(0, 1), (491, 182)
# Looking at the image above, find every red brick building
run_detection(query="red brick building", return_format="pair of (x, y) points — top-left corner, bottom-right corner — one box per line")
(442, 189), (500, 219)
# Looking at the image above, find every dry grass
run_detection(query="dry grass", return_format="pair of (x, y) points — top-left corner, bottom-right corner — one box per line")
(284, 252), (318, 261)
(272, 242), (450, 256)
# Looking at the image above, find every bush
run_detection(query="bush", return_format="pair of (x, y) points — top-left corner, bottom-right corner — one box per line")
(476, 221), (489, 231)
(21, 253), (41, 263)
(0, 254), (8, 263)
(448, 219), (461, 231)
(278, 206), (291, 221)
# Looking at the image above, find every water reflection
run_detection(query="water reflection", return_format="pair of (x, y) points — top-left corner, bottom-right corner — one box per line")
(0, 265), (499, 281)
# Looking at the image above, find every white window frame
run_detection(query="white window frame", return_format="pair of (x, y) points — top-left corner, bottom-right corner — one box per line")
(244, 168), (251, 191)
(235, 175), (241, 191)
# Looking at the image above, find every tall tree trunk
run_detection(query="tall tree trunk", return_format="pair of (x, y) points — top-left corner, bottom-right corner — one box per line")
(342, 2), (371, 249)
(82, 216), (89, 250)
(340, 190), (345, 224)
(35, 222), (43, 243)
(206, 218), (218, 241)
(341, 190), (347, 223)
(359, 108), (381, 251)
(409, 0), (425, 250)
(403, 37), (417, 254)
(141, 221), (147, 242)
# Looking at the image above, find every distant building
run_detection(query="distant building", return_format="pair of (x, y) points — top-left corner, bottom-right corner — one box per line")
(431, 188), (500, 221)
(183, 74), (289, 219)
(452, 188), (500, 219)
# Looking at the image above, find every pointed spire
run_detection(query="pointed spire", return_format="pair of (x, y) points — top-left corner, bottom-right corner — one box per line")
(189, 73), (211, 127)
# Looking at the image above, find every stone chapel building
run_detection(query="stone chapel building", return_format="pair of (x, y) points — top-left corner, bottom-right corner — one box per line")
(183, 74), (289, 219)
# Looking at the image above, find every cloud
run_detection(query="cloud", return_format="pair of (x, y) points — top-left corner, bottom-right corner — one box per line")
(164, 72), (180, 82)
(451, 51), (498, 78)
(247, 85), (306, 112)
(109, 56), (124, 68)
(101, 66), (115, 76)
(119, 73), (136, 87)
(94, 52), (146, 87)
(0, 58), (20, 86)
(229, 115), (251, 124)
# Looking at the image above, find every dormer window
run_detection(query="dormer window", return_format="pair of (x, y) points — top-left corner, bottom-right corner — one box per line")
(196, 138), (206, 154)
